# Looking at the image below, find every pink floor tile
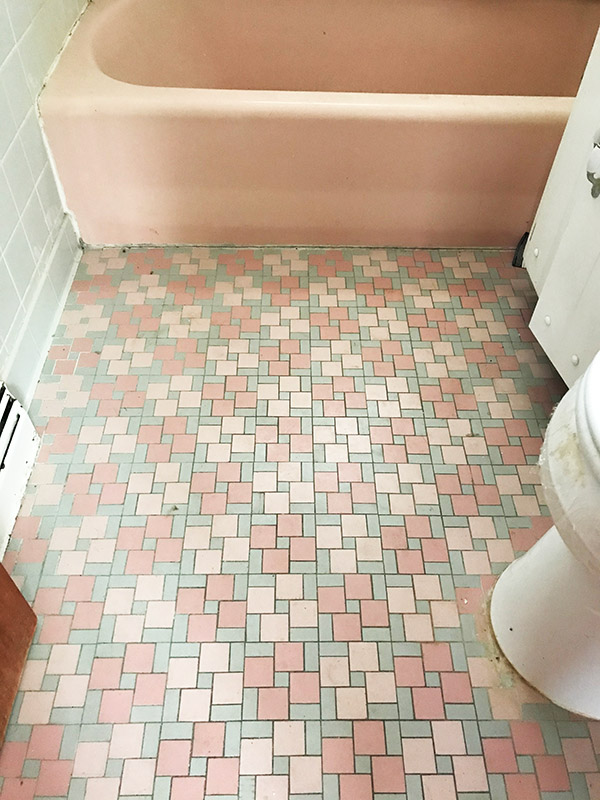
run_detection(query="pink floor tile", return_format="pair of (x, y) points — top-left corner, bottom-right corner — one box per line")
(403, 738), (437, 774)
(239, 738), (273, 776)
(353, 721), (386, 755)
(83, 777), (121, 800)
(0, 778), (37, 800)
(322, 738), (355, 773)
(26, 726), (63, 761)
(108, 724), (144, 759)
(72, 742), (109, 779)
(205, 758), (240, 795)
(422, 774), (457, 800)
(156, 739), (192, 776)
(453, 755), (489, 792)
(562, 737), (598, 773)
(290, 673), (320, 704)
(534, 755), (571, 792)
(273, 721), (305, 756)
(35, 761), (73, 797)
(504, 773), (541, 800)
(432, 721), (466, 756)
(289, 756), (322, 794)
(339, 773), (373, 799)
(482, 738), (518, 773)
(0, 742), (28, 778)
(98, 689), (133, 722)
(255, 776), (288, 800)
(120, 759), (156, 795)
(372, 755), (405, 792)
(170, 776), (206, 800)
(193, 722), (226, 757)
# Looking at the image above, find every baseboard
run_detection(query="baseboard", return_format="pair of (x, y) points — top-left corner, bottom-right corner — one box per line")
(2, 214), (82, 409)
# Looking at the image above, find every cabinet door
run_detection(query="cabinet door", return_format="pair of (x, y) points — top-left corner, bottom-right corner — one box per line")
(0, 565), (36, 746)
(525, 29), (600, 386)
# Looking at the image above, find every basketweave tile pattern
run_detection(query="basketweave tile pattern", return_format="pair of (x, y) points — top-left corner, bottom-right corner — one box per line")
(1, 245), (597, 800)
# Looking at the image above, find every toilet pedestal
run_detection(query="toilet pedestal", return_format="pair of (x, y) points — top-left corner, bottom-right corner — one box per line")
(491, 350), (600, 719)
(491, 525), (600, 719)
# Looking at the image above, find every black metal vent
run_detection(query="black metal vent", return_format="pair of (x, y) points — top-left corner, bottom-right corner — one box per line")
(0, 386), (20, 472)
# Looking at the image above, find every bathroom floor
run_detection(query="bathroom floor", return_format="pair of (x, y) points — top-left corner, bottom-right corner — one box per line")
(1, 246), (597, 800)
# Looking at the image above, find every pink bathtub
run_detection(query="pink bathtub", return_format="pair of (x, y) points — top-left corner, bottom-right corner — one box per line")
(42, 0), (600, 247)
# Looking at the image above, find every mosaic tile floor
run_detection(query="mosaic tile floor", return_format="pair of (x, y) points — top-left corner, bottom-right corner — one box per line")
(1, 246), (596, 800)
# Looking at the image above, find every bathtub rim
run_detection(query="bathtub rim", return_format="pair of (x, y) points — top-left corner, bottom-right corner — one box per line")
(41, 0), (575, 124)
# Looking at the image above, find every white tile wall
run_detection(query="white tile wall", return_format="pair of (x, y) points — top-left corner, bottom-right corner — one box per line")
(0, 0), (87, 408)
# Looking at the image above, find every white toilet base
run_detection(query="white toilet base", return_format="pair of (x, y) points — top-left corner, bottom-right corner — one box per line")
(491, 525), (600, 719)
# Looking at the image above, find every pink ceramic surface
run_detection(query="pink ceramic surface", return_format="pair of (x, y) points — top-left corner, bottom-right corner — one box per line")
(41, 0), (600, 246)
